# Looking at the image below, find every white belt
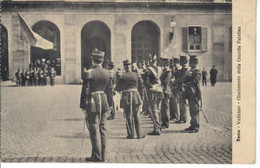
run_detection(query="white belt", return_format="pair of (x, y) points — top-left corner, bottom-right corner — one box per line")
(122, 88), (138, 93)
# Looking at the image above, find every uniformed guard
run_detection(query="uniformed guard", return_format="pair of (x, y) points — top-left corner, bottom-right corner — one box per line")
(38, 68), (44, 86)
(107, 62), (116, 120)
(184, 55), (202, 133)
(174, 56), (188, 124)
(160, 58), (172, 128)
(80, 49), (112, 162)
(144, 58), (164, 135)
(33, 67), (39, 86)
(15, 68), (22, 86)
(115, 59), (145, 139)
(43, 68), (48, 86)
(49, 67), (56, 86)
(21, 69), (26, 86)
(169, 58), (180, 121)
(25, 68), (30, 86)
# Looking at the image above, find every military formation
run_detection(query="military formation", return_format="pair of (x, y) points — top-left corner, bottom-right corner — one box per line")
(15, 59), (56, 86)
(80, 48), (203, 162)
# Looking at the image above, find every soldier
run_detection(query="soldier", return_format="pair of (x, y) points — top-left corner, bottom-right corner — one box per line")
(28, 67), (34, 86)
(115, 59), (145, 139)
(80, 49), (112, 162)
(144, 58), (164, 135)
(107, 62), (116, 120)
(38, 68), (44, 86)
(174, 56), (188, 124)
(43, 68), (48, 86)
(184, 55), (202, 133)
(15, 68), (22, 86)
(49, 67), (56, 86)
(160, 58), (173, 129)
(25, 69), (30, 86)
(169, 58), (180, 122)
(33, 67), (39, 86)
(21, 69), (26, 86)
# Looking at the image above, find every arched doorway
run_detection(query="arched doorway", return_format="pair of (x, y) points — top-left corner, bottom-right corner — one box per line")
(31, 21), (61, 75)
(131, 21), (160, 63)
(81, 21), (111, 72)
(1, 25), (8, 80)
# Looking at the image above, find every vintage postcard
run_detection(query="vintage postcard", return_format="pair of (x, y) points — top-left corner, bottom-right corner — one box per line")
(0, 0), (256, 166)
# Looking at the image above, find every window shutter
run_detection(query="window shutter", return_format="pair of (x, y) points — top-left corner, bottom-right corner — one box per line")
(201, 27), (208, 51)
(182, 27), (188, 52)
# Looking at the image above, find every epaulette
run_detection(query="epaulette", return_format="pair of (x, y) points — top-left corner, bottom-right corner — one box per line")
(82, 69), (93, 80)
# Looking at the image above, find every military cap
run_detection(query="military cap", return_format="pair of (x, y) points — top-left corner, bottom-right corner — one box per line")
(123, 59), (131, 65)
(179, 55), (188, 65)
(92, 48), (105, 62)
(189, 55), (198, 65)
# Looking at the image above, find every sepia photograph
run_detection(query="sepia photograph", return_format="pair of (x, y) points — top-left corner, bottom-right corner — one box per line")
(0, 0), (255, 166)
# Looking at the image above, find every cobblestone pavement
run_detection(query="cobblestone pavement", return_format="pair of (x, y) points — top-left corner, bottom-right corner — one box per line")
(1, 83), (232, 163)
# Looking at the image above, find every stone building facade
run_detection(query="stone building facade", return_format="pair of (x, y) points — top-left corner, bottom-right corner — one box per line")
(1, 0), (232, 84)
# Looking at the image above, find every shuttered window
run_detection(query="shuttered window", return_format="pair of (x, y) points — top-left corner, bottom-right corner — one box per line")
(182, 26), (208, 52)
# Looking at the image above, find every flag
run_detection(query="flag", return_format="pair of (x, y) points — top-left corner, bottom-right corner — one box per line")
(18, 13), (53, 50)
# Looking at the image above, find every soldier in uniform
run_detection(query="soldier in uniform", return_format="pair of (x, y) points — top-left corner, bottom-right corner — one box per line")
(184, 55), (202, 133)
(33, 67), (39, 86)
(169, 58), (180, 121)
(115, 59), (145, 139)
(80, 49), (112, 162)
(144, 59), (164, 135)
(38, 68), (44, 86)
(21, 69), (26, 86)
(174, 56), (188, 124)
(15, 68), (22, 86)
(49, 67), (56, 86)
(43, 68), (48, 86)
(107, 62), (116, 120)
(25, 69), (30, 86)
(160, 58), (172, 128)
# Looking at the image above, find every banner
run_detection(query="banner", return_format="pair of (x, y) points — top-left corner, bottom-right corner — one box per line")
(18, 13), (54, 50)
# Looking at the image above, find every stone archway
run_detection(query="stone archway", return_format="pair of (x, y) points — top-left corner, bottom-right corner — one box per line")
(31, 21), (61, 75)
(131, 21), (160, 63)
(81, 21), (111, 72)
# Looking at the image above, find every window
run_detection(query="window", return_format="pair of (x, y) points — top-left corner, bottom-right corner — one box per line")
(182, 26), (207, 52)
(189, 27), (201, 51)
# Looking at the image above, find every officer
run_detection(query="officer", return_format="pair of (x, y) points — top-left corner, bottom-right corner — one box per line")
(38, 68), (44, 86)
(15, 68), (22, 86)
(49, 67), (56, 86)
(43, 68), (48, 86)
(25, 68), (30, 86)
(80, 49), (112, 162)
(174, 56), (188, 124)
(115, 59), (145, 139)
(169, 58), (180, 121)
(184, 55), (202, 133)
(28, 67), (34, 86)
(107, 61), (116, 120)
(21, 69), (26, 86)
(33, 67), (39, 86)
(160, 58), (172, 129)
(144, 58), (164, 135)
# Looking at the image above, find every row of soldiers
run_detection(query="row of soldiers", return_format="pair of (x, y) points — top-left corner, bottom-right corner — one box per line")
(15, 66), (56, 86)
(105, 55), (202, 137)
(80, 49), (202, 162)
